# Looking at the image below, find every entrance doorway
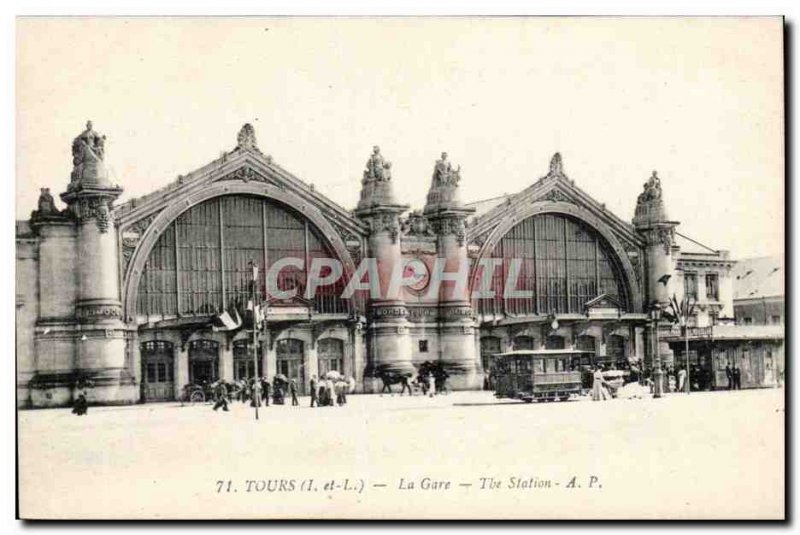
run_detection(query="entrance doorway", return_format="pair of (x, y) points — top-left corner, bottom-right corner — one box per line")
(318, 338), (344, 377)
(480, 336), (502, 390)
(188, 339), (219, 385)
(276, 338), (305, 394)
(233, 339), (263, 381)
(141, 340), (175, 401)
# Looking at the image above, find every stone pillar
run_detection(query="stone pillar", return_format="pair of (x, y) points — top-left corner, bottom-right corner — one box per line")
(633, 170), (679, 378)
(28, 210), (79, 407)
(260, 341), (269, 379)
(220, 344), (234, 382)
(355, 146), (414, 391)
(306, 342), (319, 390)
(424, 152), (479, 390)
(265, 342), (278, 379)
(60, 121), (135, 404)
(352, 328), (365, 392)
(175, 346), (189, 399)
(130, 332), (142, 401)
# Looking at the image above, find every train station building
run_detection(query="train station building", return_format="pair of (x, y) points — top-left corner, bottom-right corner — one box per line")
(16, 122), (777, 407)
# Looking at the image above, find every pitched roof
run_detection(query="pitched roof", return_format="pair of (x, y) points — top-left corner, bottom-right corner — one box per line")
(464, 194), (513, 218)
(732, 255), (784, 300)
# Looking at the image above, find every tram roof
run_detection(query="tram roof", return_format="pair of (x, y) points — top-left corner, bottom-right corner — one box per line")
(494, 349), (595, 358)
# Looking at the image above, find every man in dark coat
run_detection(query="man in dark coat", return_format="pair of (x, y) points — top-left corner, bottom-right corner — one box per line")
(310, 375), (319, 407)
(72, 392), (88, 416)
(290, 379), (299, 406)
(213, 381), (230, 411)
(733, 366), (742, 390)
(725, 363), (733, 390)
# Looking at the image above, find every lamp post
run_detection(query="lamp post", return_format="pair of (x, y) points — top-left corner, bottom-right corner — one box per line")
(650, 303), (663, 398)
(250, 260), (260, 421)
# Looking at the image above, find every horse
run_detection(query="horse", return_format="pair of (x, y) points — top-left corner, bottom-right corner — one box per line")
(377, 371), (413, 395)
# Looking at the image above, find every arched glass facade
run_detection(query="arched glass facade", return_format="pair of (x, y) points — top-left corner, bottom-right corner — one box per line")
(136, 195), (348, 319)
(476, 213), (629, 316)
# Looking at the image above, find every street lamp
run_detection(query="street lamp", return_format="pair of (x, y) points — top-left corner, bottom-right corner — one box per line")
(249, 260), (261, 421)
(650, 303), (664, 398)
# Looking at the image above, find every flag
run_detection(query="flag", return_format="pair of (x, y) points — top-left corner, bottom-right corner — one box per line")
(245, 300), (264, 329)
(212, 307), (243, 332)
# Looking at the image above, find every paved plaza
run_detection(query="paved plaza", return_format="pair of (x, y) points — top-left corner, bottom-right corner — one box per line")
(18, 388), (784, 519)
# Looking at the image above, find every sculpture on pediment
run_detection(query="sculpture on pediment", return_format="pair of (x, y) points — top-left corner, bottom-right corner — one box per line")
(363, 146), (392, 183)
(237, 123), (258, 151)
(549, 153), (564, 175)
(70, 121), (109, 188)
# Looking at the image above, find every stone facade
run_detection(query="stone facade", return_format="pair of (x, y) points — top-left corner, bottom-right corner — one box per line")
(16, 123), (747, 407)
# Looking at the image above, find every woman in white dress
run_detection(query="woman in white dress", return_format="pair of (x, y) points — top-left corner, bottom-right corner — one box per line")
(591, 367), (611, 401)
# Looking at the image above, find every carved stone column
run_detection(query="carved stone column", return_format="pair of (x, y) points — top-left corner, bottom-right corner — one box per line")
(60, 121), (136, 404)
(424, 152), (479, 390)
(355, 146), (414, 391)
(633, 170), (679, 379)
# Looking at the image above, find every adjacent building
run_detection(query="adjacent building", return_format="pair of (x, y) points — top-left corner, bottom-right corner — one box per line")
(16, 122), (773, 407)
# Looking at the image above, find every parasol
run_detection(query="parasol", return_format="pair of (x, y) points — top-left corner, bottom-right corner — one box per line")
(274, 373), (288, 382)
(325, 370), (343, 381)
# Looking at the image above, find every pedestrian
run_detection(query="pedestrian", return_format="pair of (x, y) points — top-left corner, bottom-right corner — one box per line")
(290, 378), (299, 406)
(725, 363), (733, 390)
(212, 381), (230, 412)
(261, 377), (270, 407)
(592, 367), (611, 401)
(677, 366), (687, 393)
(427, 373), (436, 397)
(325, 379), (335, 407)
(335, 380), (349, 405)
(250, 378), (262, 407)
(310, 375), (319, 407)
(733, 366), (742, 390)
(72, 391), (88, 416)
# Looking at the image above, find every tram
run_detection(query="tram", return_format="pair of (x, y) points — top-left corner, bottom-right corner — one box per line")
(491, 349), (594, 403)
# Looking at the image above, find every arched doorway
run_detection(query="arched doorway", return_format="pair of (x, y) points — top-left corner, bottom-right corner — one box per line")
(188, 339), (219, 385)
(480, 336), (502, 390)
(141, 340), (174, 401)
(605, 334), (626, 368)
(233, 339), (262, 381)
(276, 338), (305, 394)
(318, 338), (344, 377)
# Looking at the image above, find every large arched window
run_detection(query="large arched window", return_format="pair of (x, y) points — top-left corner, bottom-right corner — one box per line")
(477, 213), (629, 316)
(136, 195), (348, 320)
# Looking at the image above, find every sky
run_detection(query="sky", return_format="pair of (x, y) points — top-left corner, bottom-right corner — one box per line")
(15, 17), (784, 259)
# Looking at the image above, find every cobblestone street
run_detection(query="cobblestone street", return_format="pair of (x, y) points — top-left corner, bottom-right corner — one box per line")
(18, 387), (784, 519)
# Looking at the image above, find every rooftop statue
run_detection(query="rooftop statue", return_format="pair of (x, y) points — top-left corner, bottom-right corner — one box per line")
(69, 120), (109, 188)
(549, 153), (563, 175)
(237, 123), (258, 151)
(432, 152), (461, 187)
(633, 170), (668, 225)
(363, 145), (392, 183)
(37, 188), (57, 215)
(638, 170), (663, 203)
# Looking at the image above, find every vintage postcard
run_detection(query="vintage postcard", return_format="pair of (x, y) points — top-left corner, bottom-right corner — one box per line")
(15, 17), (785, 519)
